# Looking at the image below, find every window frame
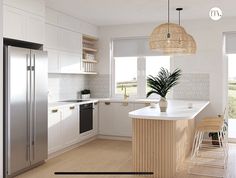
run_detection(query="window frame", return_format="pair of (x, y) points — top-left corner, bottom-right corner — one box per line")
(110, 39), (173, 99)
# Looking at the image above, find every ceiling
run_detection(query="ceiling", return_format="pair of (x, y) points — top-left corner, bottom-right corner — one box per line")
(46, 0), (236, 26)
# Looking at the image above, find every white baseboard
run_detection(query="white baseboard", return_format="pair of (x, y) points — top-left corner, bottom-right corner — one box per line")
(97, 134), (132, 141)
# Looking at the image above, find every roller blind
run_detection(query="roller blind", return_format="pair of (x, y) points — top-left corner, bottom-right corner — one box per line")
(112, 37), (162, 57)
(225, 32), (236, 54)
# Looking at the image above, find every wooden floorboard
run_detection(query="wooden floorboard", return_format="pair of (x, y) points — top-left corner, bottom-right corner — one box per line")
(16, 139), (236, 178)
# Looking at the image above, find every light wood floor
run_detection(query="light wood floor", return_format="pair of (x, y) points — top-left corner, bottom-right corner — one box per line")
(17, 139), (236, 178)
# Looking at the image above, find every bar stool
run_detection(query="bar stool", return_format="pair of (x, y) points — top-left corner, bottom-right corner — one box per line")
(189, 115), (228, 177)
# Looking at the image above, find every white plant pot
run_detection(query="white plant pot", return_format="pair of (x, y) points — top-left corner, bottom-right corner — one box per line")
(159, 97), (168, 112)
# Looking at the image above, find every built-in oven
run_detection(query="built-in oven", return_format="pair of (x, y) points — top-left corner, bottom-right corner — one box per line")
(80, 103), (93, 134)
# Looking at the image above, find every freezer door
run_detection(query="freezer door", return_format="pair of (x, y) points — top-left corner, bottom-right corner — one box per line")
(6, 46), (31, 175)
(30, 50), (48, 165)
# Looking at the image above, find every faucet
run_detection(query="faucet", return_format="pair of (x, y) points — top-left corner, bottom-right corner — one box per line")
(121, 85), (129, 100)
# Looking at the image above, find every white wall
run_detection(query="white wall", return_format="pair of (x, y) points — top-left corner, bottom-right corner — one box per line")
(97, 17), (236, 116)
(0, 0), (3, 177)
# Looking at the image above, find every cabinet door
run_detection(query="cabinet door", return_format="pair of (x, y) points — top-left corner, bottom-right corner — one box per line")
(60, 52), (81, 74)
(99, 102), (114, 135)
(48, 108), (62, 154)
(112, 103), (134, 137)
(3, 0), (45, 17)
(27, 14), (45, 44)
(58, 28), (82, 52)
(47, 48), (60, 73)
(93, 102), (98, 134)
(3, 5), (27, 41)
(45, 24), (59, 49)
(61, 105), (78, 147)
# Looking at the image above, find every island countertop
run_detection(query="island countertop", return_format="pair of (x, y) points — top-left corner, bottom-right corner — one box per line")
(129, 100), (209, 120)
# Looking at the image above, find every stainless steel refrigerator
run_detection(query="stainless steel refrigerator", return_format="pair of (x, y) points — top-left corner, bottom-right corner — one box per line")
(4, 45), (48, 177)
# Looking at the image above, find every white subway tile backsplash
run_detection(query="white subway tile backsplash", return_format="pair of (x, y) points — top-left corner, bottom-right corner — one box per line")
(88, 74), (110, 98)
(48, 74), (89, 102)
(173, 73), (209, 100)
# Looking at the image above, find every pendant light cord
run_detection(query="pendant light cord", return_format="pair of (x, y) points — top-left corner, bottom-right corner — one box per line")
(179, 10), (180, 25)
(167, 0), (170, 38)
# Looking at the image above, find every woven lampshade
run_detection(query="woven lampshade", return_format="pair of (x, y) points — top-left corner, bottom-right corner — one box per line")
(182, 34), (197, 54)
(149, 23), (190, 54)
(149, 23), (197, 54)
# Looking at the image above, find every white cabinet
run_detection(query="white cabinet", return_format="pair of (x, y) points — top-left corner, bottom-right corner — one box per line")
(113, 103), (133, 137)
(27, 14), (45, 43)
(3, 6), (27, 41)
(45, 24), (82, 53)
(45, 24), (59, 49)
(45, 7), (98, 38)
(3, 5), (45, 44)
(93, 102), (99, 134)
(48, 107), (62, 154)
(61, 105), (78, 148)
(99, 102), (115, 136)
(48, 102), (98, 154)
(3, 0), (45, 17)
(58, 28), (82, 53)
(47, 48), (60, 73)
(60, 52), (81, 74)
(99, 102), (134, 137)
(45, 24), (82, 74)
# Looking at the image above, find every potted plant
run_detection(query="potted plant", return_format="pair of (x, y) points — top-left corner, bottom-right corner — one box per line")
(146, 67), (182, 112)
(81, 89), (91, 99)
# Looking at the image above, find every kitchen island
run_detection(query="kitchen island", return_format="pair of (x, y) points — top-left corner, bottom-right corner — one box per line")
(129, 100), (209, 178)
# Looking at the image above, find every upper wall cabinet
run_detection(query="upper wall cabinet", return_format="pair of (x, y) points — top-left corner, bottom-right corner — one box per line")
(45, 7), (98, 38)
(3, 1), (45, 44)
(3, 0), (45, 17)
(45, 24), (82, 53)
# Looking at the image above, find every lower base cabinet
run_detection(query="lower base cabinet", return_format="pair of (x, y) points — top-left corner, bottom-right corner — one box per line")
(48, 102), (98, 154)
(99, 102), (149, 137)
(48, 107), (62, 154)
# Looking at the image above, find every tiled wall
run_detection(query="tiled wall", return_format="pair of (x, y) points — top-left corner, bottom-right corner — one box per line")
(88, 74), (110, 98)
(173, 73), (210, 100)
(48, 73), (209, 101)
(48, 74), (89, 102)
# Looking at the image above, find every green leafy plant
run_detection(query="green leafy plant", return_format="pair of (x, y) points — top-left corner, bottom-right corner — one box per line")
(146, 68), (182, 98)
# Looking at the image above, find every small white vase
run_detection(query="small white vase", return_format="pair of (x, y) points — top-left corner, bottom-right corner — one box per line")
(159, 97), (168, 112)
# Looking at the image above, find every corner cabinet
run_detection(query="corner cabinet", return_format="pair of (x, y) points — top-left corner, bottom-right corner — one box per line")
(99, 102), (134, 137)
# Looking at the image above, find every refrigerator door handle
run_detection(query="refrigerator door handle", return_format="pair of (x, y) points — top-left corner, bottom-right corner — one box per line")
(31, 53), (36, 161)
(26, 53), (31, 162)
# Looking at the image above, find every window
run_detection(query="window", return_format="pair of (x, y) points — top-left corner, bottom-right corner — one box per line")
(146, 56), (170, 93)
(112, 56), (170, 98)
(111, 37), (170, 98)
(114, 57), (137, 95)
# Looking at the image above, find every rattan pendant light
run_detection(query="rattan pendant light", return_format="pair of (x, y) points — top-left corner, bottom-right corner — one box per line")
(149, 0), (196, 54)
(176, 8), (197, 54)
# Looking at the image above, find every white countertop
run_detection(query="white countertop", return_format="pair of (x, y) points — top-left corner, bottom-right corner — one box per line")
(48, 98), (160, 108)
(48, 99), (99, 108)
(129, 100), (209, 120)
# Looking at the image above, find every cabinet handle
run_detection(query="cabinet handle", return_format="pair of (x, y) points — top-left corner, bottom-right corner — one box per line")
(52, 109), (58, 113)
(105, 102), (110, 105)
(70, 106), (75, 110)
